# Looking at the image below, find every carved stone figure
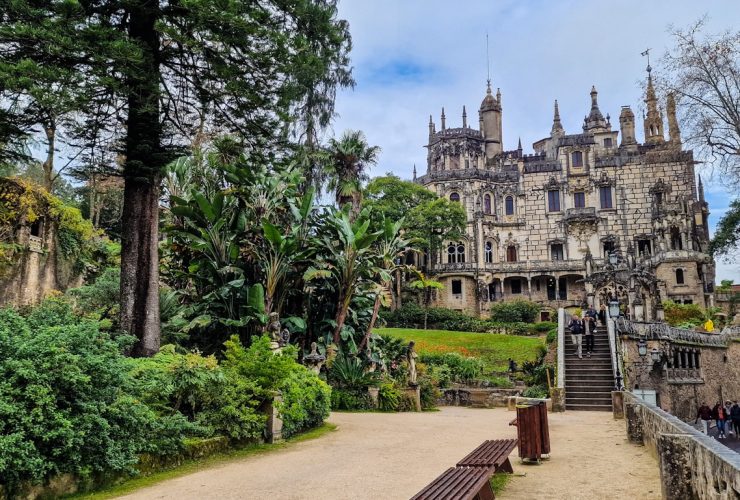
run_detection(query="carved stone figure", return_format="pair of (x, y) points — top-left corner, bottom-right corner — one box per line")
(304, 342), (326, 375)
(407, 341), (418, 385)
(267, 312), (281, 342)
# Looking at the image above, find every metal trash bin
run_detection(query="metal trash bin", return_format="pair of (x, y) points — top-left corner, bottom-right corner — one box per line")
(514, 401), (550, 462)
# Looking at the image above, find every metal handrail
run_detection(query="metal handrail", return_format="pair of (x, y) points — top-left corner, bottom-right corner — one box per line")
(556, 307), (566, 389)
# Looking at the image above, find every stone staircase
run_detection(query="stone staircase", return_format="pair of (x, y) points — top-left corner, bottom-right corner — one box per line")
(564, 326), (614, 411)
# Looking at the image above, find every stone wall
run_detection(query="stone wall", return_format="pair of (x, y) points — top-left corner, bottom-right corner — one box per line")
(439, 387), (520, 408)
(623, 391), (740, 499)
(620, 336), (740, 420)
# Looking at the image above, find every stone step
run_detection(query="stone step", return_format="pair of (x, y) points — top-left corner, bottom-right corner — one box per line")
(567, 386), (615, 394)
(565, 368), (613, 373)
(566, 403), (612, 411)
(566, 377), (614, 384)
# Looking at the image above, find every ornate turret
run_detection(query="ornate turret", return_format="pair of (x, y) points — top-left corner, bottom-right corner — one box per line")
(428, 115), (435, 137)
(413, 164), (417, 181)
(479, 81), (502, 158)
(643, 66), (664, 145)
(698, 174), (705, 203)
(619, 105), (637, 146)
(583, 86), (607, 131)
(462, 105), (467, 128)
(440, 107), (446, 131)
(551, 99), (564, 136)
(666, 92), (681, 146)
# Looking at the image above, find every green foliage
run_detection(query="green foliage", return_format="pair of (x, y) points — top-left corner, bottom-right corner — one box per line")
(222, 335), (298, 396)
(67, 267), (120, 329)
(405, 196), (467, 252)
(420, 352), (484, 383)
(717, 279), (735, 292)
(330, 388), (373, 411)
(522, 385), (549, 399)
(377, 381), (403, 412)
(709, 199), (740, 262)
(0, 308), (186, 493)
(546, 328), (558, 345)
(662, 300), (707, 327)
(328, 355), (381, 390)
(490, 300), (541, 323)
(277, 369), (331, 438)
(363, 174), (436, 226)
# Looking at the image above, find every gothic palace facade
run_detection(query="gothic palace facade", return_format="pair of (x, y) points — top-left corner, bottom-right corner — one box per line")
(416, 70), (715, 321)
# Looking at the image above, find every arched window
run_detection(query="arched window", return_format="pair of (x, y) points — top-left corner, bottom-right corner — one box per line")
(483, 194), (492, 214)
(676, 269), (685, 284)
(485, 241), (493, 263)
(506, 245), (517, 262)
(450, 192), (460, 203)
(505, 195), (514, 215)
(447, 242), (465, 263)
(571, 151), (583, 167)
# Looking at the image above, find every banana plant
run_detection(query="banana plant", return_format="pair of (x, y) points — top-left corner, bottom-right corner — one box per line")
(304, 208), (381, 345)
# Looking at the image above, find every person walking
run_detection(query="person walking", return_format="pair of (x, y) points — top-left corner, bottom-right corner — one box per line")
(731, 401), (740, 436)
(724, 401), (734, 436)
(713, 401), (727, 439)
(696, 402), (712, 435)
(584, 312), (595, 357)
(568, 314), (584, 359)
(598, 303), (607, 326)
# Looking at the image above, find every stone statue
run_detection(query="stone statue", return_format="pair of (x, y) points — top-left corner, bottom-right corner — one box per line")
(304, 342), (326, 375)
(279, 327), (290, 347)
(407, 341), (418, 386)
(267, 312), (281, 343)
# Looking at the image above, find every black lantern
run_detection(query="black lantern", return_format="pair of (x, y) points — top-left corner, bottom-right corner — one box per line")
(637, 337), (647, 357)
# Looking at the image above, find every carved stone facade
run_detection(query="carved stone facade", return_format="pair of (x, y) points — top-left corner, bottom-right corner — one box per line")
(416, 73), (714, 319)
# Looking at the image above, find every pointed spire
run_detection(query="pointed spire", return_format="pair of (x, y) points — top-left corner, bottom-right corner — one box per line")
(413, 164), (417, 181)
(462, 105), (467, 128)
(441, 107), (446, 130)
(496, 87), (501, 104)
(698, 175), (705, 203)
(517, 137), (522, 150)
(428, 114), (435, 136)
(551, 99), (564, 136)
(666, 92), (681, 145)
(644, 67), (664, 144)
(584, 86), (606, 131)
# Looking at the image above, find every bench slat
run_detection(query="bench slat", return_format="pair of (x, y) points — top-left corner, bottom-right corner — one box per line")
(456, 438), (517, 468)
(411, 466), (495, 500)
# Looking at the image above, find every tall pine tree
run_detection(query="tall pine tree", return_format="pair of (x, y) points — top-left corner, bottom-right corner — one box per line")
(0, 0), (353, 355)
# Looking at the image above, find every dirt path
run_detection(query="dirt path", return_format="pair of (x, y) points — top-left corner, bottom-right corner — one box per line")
(116, 407), (660, 500)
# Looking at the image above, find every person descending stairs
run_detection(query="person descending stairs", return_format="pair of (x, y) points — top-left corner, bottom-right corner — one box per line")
(564, 322), (614, 411)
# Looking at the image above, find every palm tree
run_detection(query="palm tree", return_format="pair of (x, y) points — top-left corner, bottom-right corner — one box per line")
(408, 273), (444, 330)
(325, 130), (380, 219)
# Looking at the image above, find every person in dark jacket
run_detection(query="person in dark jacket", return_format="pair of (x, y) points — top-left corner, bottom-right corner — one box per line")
(724, 401), (734, 436)
(731, 401), (740, 436)
(568, 314), (584, 359)
(598, 304), (607, 325)
(696, 403), (712, 434)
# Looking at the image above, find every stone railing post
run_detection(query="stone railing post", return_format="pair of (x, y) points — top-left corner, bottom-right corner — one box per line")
(625, 402), (643, 444)
(265, 392), (284, 444)
(657, 434), (694, 500)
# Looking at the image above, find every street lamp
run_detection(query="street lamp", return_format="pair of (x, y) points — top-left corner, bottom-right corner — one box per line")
(608, 298), (620, 318)
(637, 337), (648, 357)
(650, 347), (662, 363)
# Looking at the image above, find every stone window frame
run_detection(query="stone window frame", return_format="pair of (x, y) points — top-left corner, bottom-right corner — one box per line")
(504, 195), (515, 215)
(550, 242), (565, 261)
(598, 185), (614, 209)
(447, 241), (466, 263)
(675, 268), (685, 285)
(449, 192), (461, 203)
(483, 193), (493, 215)
(573, 191), (586, 208)
(571, 150), (584, 168)
(506, 244), (518, 262)
(484, 240), (494, 263)
(547, 189), (561, 212)
(451, 279), (463, 297)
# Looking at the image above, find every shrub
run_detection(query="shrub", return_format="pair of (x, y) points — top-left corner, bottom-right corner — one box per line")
(278, 368), (331, 438)
(529, 321), (557, 333)
(546, 328), (558, 345)
(490, 300), (540, 323)
(67, 267), (121, 329)
(0, 309), (186, 493)
(662, 300), (706, 327)
(328, 355), (381, 389)
(378, 381), (402, 412)
(420, 352), (484, 383)
(330, 388), (373, 411)
(522, 385), (549, 399)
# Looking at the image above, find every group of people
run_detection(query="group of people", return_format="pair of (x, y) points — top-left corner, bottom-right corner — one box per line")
(696, 401), (740, 438)
(567, 305), (606, 359)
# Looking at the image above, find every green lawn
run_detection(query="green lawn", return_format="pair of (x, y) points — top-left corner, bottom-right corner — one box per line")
(375, 327), (545, 373)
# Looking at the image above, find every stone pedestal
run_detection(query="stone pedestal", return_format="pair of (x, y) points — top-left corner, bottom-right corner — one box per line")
(625, 402), (643, 444)
(550, 388), (565, 412)
(406, 385), (421, 412)
(611, 391), (624, 419)
(507, 396), (518, 411)
(265, 394), (284, 443)
(657, 433), (694, 500)
(367, 387), (379, 409)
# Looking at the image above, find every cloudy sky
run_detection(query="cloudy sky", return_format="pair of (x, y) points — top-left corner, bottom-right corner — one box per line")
(331, 0), (740, 283)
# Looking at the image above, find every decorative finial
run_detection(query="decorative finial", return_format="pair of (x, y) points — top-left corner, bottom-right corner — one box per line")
(641, 48), (652, 74)
(441, 107), (446, 130)
(462, 105), (467, 128)
(413, 164), (417, 181)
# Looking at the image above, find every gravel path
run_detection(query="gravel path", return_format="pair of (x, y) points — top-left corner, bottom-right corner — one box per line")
(116, 407), (660, 500)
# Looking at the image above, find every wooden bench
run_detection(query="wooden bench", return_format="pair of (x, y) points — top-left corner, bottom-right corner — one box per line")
(410, 465), (496, 500)
(456, 439), (516, 474)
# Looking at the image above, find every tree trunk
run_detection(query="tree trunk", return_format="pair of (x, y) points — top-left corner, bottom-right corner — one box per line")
(394, 268), (402, 310)
(120, 1), (163, 357)
(333, 291), (351, 345)
(42, 121), (56, 192)
(359, 292), (382, 351)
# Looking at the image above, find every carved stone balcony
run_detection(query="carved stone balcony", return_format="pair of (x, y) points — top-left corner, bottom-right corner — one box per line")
(563, 206), (598, 224)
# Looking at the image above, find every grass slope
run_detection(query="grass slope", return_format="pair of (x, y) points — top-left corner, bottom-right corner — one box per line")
(375, 327), (544, 373)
